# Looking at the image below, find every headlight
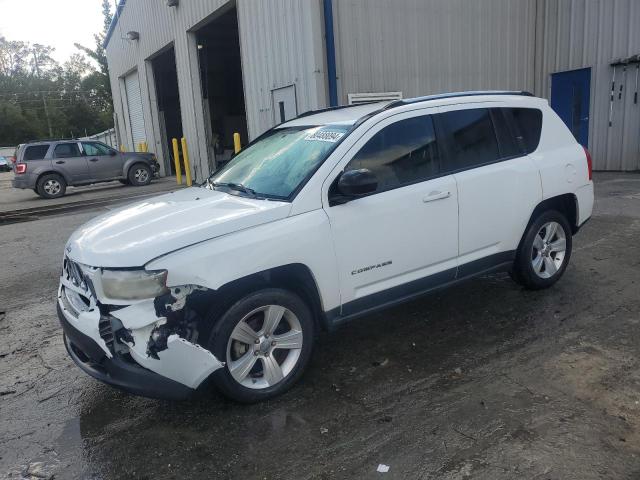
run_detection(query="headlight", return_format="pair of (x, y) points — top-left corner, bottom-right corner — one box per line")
(101, 269), (169, 300)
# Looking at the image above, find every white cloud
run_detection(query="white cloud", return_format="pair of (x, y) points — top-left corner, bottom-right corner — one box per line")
(0, 0), (108, 63)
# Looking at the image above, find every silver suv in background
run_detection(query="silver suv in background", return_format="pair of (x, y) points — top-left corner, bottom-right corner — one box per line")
(12, 140), (160, 199)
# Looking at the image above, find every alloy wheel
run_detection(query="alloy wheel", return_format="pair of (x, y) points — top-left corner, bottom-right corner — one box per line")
(226, 305), (303, 390)
(531, 221), (567, 279)
(43, 179), (61, 195)
(134, 168), (149, 183)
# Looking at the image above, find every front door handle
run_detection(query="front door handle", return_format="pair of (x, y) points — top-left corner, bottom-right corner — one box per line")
(55, 160), (65, 164)
(423, 191), (451, 203)
(89, 158), (99, 162)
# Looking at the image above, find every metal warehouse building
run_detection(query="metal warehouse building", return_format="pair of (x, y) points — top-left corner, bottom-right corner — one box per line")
(105, 0), (640, 180)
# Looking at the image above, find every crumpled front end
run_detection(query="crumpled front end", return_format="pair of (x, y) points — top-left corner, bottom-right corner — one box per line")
(57, 256), (224, 399)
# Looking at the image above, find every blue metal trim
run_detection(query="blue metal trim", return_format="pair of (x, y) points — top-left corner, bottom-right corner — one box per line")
(103, 0), (127, 49)
(323, 0), (338, 107)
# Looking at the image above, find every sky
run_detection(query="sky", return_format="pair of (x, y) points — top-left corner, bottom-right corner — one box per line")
(0, 0), (111, 64)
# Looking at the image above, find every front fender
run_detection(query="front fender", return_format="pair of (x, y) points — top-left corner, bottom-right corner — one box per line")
(122, 155), (151, 176)
(145, 209), (341, 314)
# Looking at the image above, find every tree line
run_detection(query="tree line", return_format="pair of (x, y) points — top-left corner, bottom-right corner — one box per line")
(0, 0), (114, 146)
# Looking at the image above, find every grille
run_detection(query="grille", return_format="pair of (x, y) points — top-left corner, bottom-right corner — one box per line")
(98, 316), (115, 353)
(64, 257), (87, 290)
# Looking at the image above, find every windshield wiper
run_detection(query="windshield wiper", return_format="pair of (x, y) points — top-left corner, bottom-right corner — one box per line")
(212, 182), (257, 197)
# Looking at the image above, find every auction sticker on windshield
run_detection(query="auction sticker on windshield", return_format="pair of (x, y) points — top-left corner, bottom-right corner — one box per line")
(305, 130), (345, 143)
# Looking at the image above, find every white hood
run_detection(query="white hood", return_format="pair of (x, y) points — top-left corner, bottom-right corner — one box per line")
(66, 187), (291, 268)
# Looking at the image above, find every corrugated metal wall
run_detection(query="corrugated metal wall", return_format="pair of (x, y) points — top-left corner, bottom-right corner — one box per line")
(106, 0), (640, 175)
(237, 0), (327, 139)
(535, 0), (640, 171)
(332, 0), (537, 101)
(105, 0), (326, 181)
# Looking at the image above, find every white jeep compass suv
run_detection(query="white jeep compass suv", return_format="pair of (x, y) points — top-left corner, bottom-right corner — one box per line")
(58, 91), (594, 402)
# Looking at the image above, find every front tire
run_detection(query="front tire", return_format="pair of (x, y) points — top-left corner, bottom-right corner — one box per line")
(36, 173), (66, 199)
(207, 288), (314, 403)
(511, 210), (572, 290)
(128, 163), (151, 186)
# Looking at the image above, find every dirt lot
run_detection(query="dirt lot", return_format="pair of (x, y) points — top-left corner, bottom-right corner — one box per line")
(1, 173), (640, 479)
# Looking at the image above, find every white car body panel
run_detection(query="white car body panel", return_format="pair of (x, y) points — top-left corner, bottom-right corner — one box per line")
(147, 209), (341, 312)
(65, 187), (291, 268)
(58, 92), (595, 395)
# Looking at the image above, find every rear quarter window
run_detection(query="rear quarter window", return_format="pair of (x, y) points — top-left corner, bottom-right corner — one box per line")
(23, 145), (50, 161)
(509, 108), (543, 154)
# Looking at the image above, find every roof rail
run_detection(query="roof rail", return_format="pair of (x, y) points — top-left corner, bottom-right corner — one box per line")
(384, 90), (534, 110)
(295, 103), (371, 120)
(26, 138), (78, 143)
(293, 90), (534, 124)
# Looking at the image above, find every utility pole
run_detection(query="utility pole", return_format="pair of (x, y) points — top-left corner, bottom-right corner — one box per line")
(41, 93), (53, 138)
(32, 50), (40, 77)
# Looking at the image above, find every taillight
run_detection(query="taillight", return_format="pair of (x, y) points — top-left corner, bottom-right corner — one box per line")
(583, 146), (592, 181)
(15, 163), (27, 174)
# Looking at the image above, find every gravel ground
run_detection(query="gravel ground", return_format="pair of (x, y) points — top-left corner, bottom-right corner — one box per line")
(1, 172), (639, 479)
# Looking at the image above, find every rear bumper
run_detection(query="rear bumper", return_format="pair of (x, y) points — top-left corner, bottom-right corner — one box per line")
(12, 174), (35, 189)
(576, 182), (594, 226)
(57, 303), (193, 400)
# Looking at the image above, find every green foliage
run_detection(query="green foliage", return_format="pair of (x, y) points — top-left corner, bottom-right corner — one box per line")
(0, 1), (114, 145)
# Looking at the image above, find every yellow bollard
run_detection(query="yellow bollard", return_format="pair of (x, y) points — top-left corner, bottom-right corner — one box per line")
(172, 138), (182, 185)
(233, 132), (241, 154)
(181, 137), (192, 187)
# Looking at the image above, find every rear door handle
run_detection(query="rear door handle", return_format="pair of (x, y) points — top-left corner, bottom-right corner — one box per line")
(55, 160), (65, 164)
(89, 158), (99, 162)
(423, 191), (451, 203)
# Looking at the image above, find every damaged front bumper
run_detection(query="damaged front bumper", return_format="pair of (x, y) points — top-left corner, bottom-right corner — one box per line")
(58, 303), (193, 400)
(57, 258), (224, 400)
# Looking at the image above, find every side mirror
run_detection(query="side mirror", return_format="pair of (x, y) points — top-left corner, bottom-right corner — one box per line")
(336, 168), (378, 198)
(109, 150), (117, 156)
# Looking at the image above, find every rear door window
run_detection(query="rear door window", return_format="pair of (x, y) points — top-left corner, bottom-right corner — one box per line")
(54, 143), (81, 158)
(23, 145), (50, 161)
(345, 114), (440, 193)
(508, 108), (543, 154)
(437, 108), (500, 173)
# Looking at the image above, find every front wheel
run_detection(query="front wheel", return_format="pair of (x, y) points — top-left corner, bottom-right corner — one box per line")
(128, 163), (151, 186)
(511, 210), (572, 290)
(207, 288), (314, 403)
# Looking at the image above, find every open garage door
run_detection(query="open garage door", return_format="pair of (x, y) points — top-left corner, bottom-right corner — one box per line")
(125, 70), (146, 149)
(196, 5), (248, 169)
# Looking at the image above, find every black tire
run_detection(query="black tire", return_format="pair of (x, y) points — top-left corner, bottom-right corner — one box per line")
(207, 288), (314, 403)
(128, 163), (152, 186)
(511, 210), (573, 290)
(36, 173), (67, 199)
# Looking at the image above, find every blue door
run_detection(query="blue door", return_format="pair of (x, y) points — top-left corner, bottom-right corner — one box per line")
(551, 68), (591, 146)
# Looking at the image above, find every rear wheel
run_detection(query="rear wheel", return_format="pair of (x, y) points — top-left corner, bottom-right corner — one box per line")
(36, 173), (66, 199)
(208, 288), (314, 403)
(128, 163), (151, 186)
(511, 210), (572, 290)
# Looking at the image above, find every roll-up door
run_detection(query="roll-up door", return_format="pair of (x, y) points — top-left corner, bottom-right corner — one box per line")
(124, 70), (146, 146)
